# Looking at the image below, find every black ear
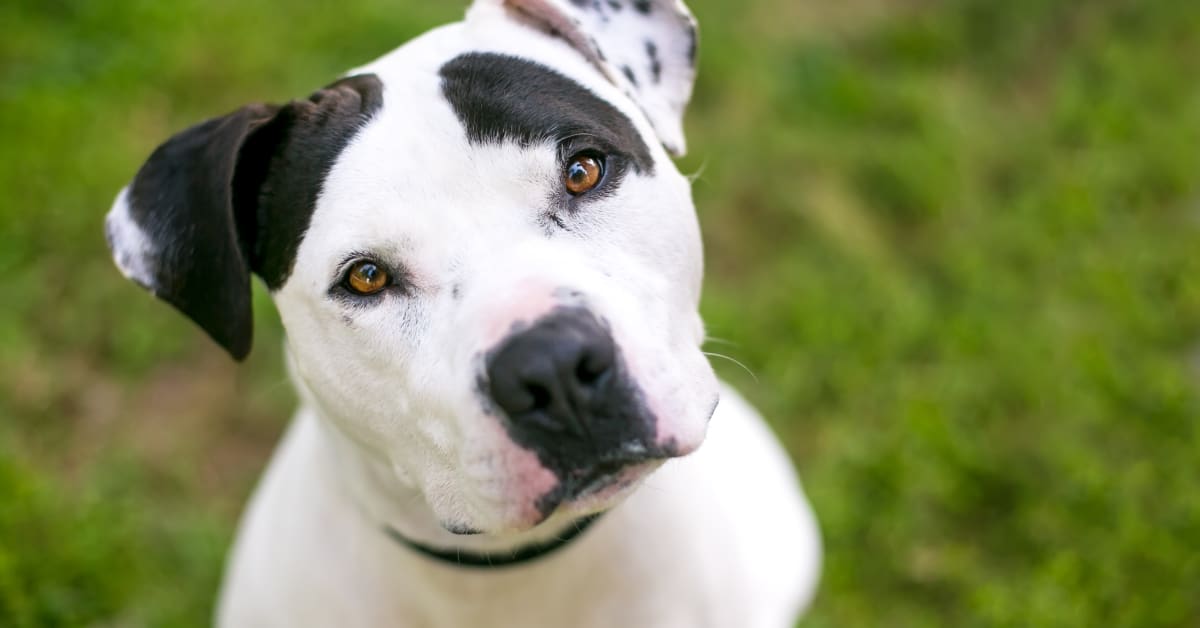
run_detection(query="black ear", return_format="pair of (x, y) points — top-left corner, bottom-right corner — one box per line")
(106, 105), (277, 361)
(105, 74), (383, 361)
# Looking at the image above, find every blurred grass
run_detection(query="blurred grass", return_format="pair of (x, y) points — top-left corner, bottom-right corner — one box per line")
(1, 0), (1198, 626)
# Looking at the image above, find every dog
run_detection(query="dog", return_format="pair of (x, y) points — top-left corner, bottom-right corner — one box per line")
(104, 0), (820, 625)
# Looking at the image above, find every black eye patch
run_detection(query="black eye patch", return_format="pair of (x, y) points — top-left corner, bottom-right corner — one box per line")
(439, 52), (656, 178)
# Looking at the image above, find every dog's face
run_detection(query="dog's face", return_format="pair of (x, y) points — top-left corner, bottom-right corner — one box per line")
(106, 0), (718, 534)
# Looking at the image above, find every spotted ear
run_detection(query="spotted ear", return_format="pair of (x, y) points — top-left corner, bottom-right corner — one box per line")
(471, 0), (699, 156)
(104, 75), (383, 361)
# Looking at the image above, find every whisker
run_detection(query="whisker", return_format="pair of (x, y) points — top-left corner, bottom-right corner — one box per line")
(703, 336), (740, 348)
(684, 157), (709, 184)
(557, 131), (602, 145)
(247, 374), (295, 403)
(703, 351), (758, 383)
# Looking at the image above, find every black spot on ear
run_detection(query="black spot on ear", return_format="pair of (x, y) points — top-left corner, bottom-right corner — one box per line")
(440, 53), (654, 177)
(632, 0), (652, 14)
(645, 40), (662, 84)
(621, 65), (639, 87)
(589, 36), (608, 62)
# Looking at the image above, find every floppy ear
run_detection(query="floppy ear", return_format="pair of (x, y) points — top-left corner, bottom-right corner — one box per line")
(105, 105), (277, 361)
(104, 75), (383, 361)
(470, 0), (699, 156)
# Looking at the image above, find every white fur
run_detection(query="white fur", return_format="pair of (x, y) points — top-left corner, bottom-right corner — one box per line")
(105, 187), (159, 291)
(183, 6), (823, 627)
(218, 385), (820, 627)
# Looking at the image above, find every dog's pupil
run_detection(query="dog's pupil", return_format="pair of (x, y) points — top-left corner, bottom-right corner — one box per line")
(348, 262), (388, 294)
(566, 156), (601, 195)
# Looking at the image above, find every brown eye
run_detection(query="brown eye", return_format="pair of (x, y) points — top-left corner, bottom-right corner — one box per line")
(345, 261), (390, 296)
(564, 154), (604, 196)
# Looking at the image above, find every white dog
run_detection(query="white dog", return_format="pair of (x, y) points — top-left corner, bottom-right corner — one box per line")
(105, 0), (820, 625)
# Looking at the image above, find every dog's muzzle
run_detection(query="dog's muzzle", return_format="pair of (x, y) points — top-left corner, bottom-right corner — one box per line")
(485, 307), (668, 512)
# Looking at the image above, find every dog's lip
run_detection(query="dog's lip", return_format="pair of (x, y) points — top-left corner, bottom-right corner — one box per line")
(574, 461), (637, 495)
(444, 523), (485, 536)
(566, 459), (661, 502)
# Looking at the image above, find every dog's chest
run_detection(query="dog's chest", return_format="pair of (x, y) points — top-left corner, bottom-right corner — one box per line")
(386, 555), (729, 628)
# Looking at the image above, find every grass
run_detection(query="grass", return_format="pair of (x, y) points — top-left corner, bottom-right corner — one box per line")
(2, 0), (1198, 625)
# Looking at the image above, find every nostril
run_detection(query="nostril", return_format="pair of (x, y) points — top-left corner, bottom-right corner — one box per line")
(485, 308), (617, 434)
(491, 383), (531, 416)
(575, 331), (616, 387)
(528, 382), (552, 410)
(575, 351), (610, 385)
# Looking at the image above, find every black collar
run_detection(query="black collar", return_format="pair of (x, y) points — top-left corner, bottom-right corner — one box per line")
(383, 514), (603, 569)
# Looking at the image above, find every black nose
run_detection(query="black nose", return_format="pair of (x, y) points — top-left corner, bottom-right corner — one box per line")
(486, 308), (617, 437)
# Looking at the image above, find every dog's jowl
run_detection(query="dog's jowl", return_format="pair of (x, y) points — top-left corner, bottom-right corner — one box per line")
(105, 1), (821, 626)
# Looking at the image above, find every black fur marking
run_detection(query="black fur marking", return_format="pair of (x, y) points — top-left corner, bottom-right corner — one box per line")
(117, 74), (383, 360)
(590, 37), (608, 62)
(621, 64), (639, 87)
(632, 0), (652, 14)
(548, 213), (569, 231)
(440, 53), (654, 178)
(607, 0), (622, 10)
(243, 75), (383, 290)
(646, 40), (663, 84)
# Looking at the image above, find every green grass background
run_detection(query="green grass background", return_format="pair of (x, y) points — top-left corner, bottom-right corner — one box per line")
(2, 0), (1198, 625)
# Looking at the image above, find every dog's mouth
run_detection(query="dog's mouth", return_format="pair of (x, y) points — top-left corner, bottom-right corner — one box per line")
(536, 458), (663, 517)
(571, 459), (652, 498)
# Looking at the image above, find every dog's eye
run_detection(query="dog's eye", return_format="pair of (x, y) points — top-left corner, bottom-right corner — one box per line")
(564, 153), (604, 196)
(344, 261), (390, 296)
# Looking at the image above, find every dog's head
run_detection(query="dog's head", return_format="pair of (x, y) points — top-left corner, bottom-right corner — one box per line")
(105, 0), (717, 534)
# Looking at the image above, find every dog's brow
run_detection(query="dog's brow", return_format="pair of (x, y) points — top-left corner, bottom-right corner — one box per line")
(557, 132), (602, 144)
(439, 53), (655, 176)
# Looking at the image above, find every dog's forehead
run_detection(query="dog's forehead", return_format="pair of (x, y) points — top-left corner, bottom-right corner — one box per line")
(291, 21), (664, 269)
(349, 19), (660, 156)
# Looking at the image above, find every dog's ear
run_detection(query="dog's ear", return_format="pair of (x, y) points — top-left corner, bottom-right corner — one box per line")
(105, 105), (276, 362)
(470, 0), (699, 156)
(105, 75), (383, 361)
